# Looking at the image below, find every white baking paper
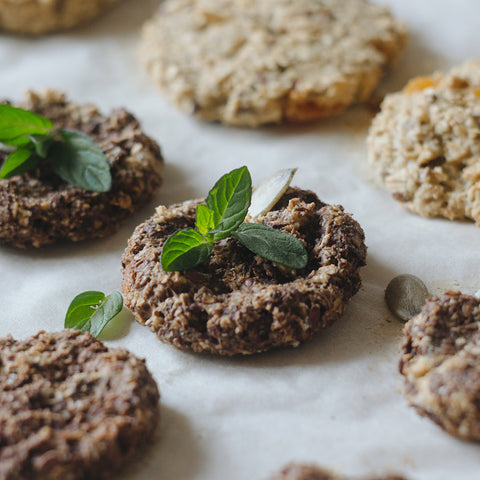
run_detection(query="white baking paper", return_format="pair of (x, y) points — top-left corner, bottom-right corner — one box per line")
(0, 1), (479, 479)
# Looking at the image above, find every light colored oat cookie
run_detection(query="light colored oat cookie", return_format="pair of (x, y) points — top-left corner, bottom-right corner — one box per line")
(0, 90), (164, 248)
(140, 0), (407, 127)
(0, 0), (120, 35)
(121, 188), (367, 356)
(0, 329), (160, 480)
(268, 463), (407, 480)
(400, 292), (480, 441)
(368, 59), (480, 225)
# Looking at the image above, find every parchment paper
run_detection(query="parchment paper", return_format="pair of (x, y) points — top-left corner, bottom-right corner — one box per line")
(1, 1), (479, 479)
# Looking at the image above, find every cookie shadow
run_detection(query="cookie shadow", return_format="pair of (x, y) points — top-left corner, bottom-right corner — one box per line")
(119, 405), (204, 480)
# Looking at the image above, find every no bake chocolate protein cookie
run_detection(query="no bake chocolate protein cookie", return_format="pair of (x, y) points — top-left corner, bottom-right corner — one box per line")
(0, 329), (160, 480)
(0, 0), (120, 35)
(400, 292), (480, 441)
(0, 90), (163, 248)
(268, 464), (407, 480)
(121, 188), (367, 355)
(368, 59), (480, 225)
(140, 0), (407, 127)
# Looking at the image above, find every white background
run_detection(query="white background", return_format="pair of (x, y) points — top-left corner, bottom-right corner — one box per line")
(0, 1), (479, 479)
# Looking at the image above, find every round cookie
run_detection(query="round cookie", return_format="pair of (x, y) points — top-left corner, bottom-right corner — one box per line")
(400, 292), (480, 441)
(0, 90), (164, 248)
(268, 463), (407, 480)
(121, 188), (367, 355)
(140, 0), (407, 127)
(0, 0), (120, 35)
(368, 59), (480, 225)
(0, 329), (160, 480)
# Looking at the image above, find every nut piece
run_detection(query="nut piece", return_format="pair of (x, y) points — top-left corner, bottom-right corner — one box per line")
(385, 274), (428, 322)
(249, 168), (297, 219)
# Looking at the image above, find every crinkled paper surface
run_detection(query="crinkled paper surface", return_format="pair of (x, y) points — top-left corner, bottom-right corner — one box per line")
(0, 1), (479, 479)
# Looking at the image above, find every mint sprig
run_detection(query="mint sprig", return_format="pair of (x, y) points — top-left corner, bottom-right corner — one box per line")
(65, 290), (123, 338)
(161, 166), (308, 271)
(0, 104), (112, 192)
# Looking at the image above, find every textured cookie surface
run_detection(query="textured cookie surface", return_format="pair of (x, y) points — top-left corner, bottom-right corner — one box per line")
(0, 0), (119, 35)
(140, 0), (407, 127)
(0, 90), (163, 248)
(121, 188), (367, 355)
(368, 59), (480, 225)
(400, 292), (480, 441)
(0, 329), (160, 480)
(268, 463), (407, 480)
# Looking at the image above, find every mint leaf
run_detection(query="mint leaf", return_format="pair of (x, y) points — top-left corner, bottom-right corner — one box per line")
(65, 291), (106, 330)
(233, 223), (308, 269)
(161, 228), (212, 271)
(49, 129), (112, 192)
(27, 134), (53, 158)
(195, 204), (215, 236)
(206, 166), (251, 240)
(0, 146), (40, 179)
(0, 104), (53, 146)
(65, 290), (123, 338)
(88, 291), (123, 338)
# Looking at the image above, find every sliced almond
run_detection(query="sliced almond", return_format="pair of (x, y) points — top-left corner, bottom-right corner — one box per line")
(248, 168), (297, 219)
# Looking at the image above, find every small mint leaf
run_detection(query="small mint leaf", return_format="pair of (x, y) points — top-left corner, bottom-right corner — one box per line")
(0, 146), (40, 179)
(0, 104), (54, 146)
(206, 166), (251, 240)
(49, 129), (112, 193)
(65, 291), (106, 330)
(196, 204), (215, 236)
(88, 291), (123, 338)
(161, 228), (212, 271)
(27, 134), (53, 158)
(233, 223), (308, 269)
(65, 290), (123, 338)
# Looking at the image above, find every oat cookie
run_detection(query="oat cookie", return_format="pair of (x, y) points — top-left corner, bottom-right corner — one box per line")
(0, 90), (163, 248)
(0, 329), (160, 480)
(268, 463), (407, 480)
(0, 0), (120, 35)
(368, 59), (480, 225)
(121, 188), (366, 355)
(140, 0), (407, 127)
(400, 292), (480, 441)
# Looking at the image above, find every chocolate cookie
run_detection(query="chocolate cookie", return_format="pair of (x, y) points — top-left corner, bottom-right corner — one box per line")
(368, 59), (480, 225)
(268, 463), (407, 480)
(400, 292), (480, 441)
(0, 90), (163, 248)
(0, 329), (160, 480)
(140, 0), (407, 127)
(121, 188), (366, 355)
(0, 0), (120, 35)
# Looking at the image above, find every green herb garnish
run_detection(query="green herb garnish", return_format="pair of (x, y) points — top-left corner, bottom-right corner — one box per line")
(0, 104), (112, 192)
(65, 290), (123, 338)
(161, 166), (308, 271)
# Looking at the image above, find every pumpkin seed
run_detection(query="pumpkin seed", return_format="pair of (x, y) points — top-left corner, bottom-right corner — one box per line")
(385, 274), (429, 322)
(248, 168), (297, 218)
